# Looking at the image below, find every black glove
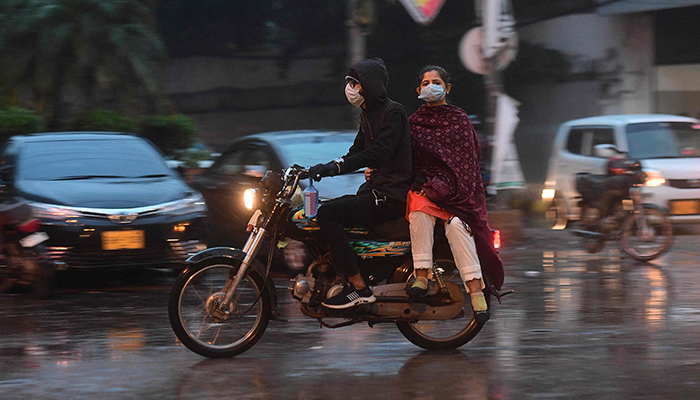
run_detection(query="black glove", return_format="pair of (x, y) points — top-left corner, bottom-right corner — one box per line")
(309, 161), (340, 182)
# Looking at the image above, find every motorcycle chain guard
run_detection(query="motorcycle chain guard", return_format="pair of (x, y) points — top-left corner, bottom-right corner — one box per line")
(370, 282), (464, 320)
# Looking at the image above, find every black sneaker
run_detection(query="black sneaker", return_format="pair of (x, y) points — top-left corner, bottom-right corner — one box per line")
(322, 284), (376, 309)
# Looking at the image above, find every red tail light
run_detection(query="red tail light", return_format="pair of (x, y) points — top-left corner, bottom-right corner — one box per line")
(18, 219), (42, 233)
(493, 229), (501, 249)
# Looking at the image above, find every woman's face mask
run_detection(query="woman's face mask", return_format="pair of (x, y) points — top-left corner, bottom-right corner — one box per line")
(345, 83), (365, 108)
(418, 83), (446, 103)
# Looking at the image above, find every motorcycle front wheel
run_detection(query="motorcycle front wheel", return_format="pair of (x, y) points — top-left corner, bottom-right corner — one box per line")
(619, 206), (673, 261)
(578, 205), (605, 253)
(395, 259), (488, 350)
(168, 257), (271, 358)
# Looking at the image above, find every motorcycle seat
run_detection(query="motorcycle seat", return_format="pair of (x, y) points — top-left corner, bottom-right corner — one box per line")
(576, 173), (632, 202)
(371, 218), (411, 241)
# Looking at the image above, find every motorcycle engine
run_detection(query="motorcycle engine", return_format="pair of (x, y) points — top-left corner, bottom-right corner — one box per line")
(326, 284), (344, 299)
(290, 274), (316, 304)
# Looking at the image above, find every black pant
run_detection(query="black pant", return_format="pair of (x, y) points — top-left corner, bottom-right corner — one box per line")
(317, 192), (405, 279)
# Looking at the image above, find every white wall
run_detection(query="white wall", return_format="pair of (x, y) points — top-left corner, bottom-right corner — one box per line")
(517, 13), (655, 115)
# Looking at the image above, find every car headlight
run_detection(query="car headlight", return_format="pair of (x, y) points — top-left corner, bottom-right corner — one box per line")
(243, 188), (258, 211)
(541, 189), (555, 200)
(160, 193), (207, 216)
(27, 202), (84, 221)
(644, 170), (665, 187)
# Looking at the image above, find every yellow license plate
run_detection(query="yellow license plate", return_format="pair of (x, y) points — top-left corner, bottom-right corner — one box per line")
(102, 230), (145, 250)
(669, 200), (700, 215)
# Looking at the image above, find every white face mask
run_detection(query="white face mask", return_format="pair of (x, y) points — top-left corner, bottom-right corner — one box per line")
(418, 83), (446, 103)
(345, 83), (365, 108)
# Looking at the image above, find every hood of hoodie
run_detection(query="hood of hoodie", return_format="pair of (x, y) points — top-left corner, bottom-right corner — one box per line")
(349, 58), (388, 111)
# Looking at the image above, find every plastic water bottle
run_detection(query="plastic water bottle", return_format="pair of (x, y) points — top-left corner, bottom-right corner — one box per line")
(303, 177), (319, 218)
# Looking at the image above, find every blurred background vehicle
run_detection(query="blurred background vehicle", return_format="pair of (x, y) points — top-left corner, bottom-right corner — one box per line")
(0, 133), (208, 270)
(573, 156), (673, 260)
(0, 200), (55, 298)
(542, 114), (700, 228)
(190, 130), (365, 248)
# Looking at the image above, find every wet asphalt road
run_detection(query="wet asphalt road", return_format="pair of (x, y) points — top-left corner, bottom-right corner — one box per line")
(1, 226), (700, 399)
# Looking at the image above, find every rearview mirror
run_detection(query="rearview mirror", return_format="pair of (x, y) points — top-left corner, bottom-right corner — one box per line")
(593, 144), (621, 158)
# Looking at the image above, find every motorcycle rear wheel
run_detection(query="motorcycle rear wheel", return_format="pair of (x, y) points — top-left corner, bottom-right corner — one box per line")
(619, 207), (673, 261)
(395, 259), (488, 350)
(168, 257), (271, 358)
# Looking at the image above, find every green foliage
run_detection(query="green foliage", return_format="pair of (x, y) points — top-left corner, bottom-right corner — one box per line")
(64, 109), (137, 133)
(0, 107), (44, 142)
(175, 148), (212, 169)
(0, 0), (167, 127)
(139, 115), (197, 156)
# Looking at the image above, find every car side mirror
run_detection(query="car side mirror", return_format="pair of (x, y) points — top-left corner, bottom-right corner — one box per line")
(593, 144), (621, 158)
(242, 165), (267, 178)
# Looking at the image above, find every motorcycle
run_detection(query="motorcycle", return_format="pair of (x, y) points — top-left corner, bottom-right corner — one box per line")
(0, 200), (55, 299)
(169, 165), (507, 358)
(572, 158), (673, 261)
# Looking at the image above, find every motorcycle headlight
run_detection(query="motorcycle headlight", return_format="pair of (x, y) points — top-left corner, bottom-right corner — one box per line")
(160, 193), (208, 216)
(644, 170), (665, 187)
(244, 188), (258, 211)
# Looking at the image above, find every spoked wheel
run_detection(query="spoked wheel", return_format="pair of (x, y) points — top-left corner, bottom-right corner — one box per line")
(168, 257), (271, 358)
(395, 259), (488, 350)
(620, 207), (673, 261)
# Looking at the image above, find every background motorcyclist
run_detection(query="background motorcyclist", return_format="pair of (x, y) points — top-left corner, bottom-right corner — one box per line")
(309, 58), (412, 309)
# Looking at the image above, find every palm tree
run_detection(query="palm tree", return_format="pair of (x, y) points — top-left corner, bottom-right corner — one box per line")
(0, 0), (166, 128)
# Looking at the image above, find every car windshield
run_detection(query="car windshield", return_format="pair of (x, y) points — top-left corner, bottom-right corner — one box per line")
(17, 138), (172, 181)
(626, 122), (700, 159)
(274, 134), (359, 169)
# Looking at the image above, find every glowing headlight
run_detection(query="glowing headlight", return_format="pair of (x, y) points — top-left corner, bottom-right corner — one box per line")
(244, 188), (258, 211)
(27, 202), (84, 220)
(645, 170), (665, 187)
(541, 189), (555, 200)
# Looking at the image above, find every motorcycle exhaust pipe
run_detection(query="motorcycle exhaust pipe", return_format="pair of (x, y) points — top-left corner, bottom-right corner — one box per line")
(571, 229), (605, 239)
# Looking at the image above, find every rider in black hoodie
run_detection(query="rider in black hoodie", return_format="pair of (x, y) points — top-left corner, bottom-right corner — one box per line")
(309, 58), (412, 309)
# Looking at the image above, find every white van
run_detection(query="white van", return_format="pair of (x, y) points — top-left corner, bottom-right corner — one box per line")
(542, 114), (700, 228)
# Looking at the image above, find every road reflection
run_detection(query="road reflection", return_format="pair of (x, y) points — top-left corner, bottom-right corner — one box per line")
(174, 349), (496, 400)
(534, 249), (669, 329)
(0, 242), (695, 399)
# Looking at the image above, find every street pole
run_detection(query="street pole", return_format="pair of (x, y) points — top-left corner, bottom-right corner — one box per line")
(346, 0), (371, 126)
(347, 0), (367, 68)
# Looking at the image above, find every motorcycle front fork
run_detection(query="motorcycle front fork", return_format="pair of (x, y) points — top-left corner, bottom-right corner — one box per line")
(629, 187), (651, 236)
(219, 227), (267, 308)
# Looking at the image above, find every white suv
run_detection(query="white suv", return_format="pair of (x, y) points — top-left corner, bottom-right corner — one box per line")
(542, 114), (700, 228)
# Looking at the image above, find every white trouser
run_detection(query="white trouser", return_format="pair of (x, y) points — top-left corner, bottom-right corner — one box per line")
(409, 211), (484, 293)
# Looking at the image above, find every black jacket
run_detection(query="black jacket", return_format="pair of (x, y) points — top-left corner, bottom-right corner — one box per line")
(340, 58), (412, 203)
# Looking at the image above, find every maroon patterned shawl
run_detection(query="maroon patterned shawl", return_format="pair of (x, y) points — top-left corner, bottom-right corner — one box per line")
(409, 104), (504, 290)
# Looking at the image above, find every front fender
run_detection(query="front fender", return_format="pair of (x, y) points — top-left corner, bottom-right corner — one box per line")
(185, 247), (279, 319)
(186, 247), (245, 264)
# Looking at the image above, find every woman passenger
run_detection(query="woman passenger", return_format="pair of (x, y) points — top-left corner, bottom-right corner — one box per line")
(404, 65), (504, 322)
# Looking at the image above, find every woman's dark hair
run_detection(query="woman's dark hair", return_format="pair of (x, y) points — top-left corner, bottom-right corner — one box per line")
(418, 65), (450, 85)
